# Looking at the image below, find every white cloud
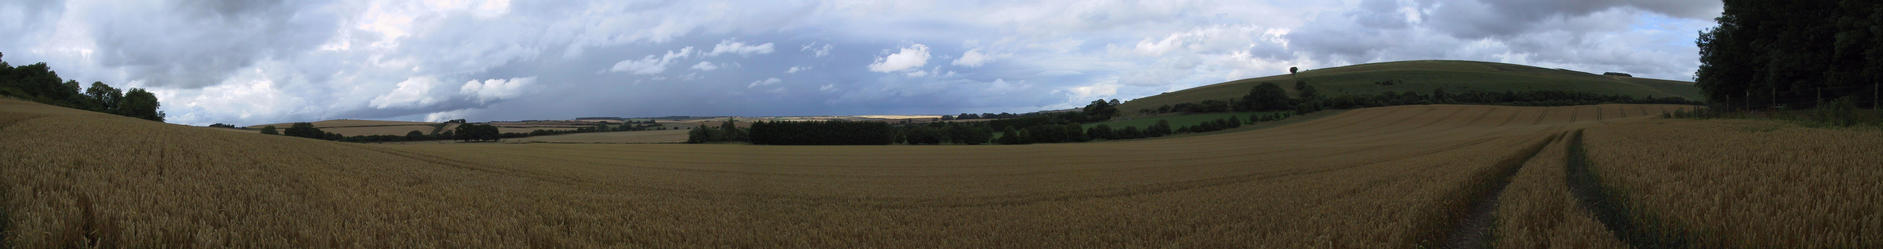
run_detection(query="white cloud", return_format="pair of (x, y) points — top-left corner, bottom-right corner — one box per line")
(785, 65), (812, 74)
(370, 76), (442, 109)
(819, 83), (837, 92)
(691, 61), (719, 71)
(705, 39), (774, 57)
(868, 44), (930, 73)
(952, 49), (996, 67)
(801, 42), (832, 57)
(747, 77), (782, 88)
(1062, 80), (1120, 102)
(609, 46), (694, 75)
(459, 77), (534, 104)
(424, 109), (475, 122)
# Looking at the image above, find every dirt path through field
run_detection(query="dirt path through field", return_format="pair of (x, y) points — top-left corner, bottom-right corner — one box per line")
(1565, 129), (1688, 249)
(1441, 132), (1563, 249)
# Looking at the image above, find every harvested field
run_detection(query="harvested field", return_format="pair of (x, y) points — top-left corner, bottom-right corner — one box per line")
(505, 129), (690, 144)
(1581, 119), (1883, 248)
(1, 98), (1717, 248)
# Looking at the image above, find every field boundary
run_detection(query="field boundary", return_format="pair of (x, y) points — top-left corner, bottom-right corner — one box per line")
(1564, 129), (1690, 249)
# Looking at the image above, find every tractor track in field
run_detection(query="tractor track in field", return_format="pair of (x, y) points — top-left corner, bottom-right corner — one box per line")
(1438, 132), (1562, 249)
(1564, 129), (1689, 249)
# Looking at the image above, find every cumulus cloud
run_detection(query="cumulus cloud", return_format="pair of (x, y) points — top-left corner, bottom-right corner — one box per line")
(747, 77), (782, 88)
(785, 65), (811, 74)
(691, 61), (719, 71)
(610, 47), (694, 75)
(459, 77), (534, 104)
(868, 44), (930, 73)
(801, 42), (832, 57)
(706, 39), (774, 57)
(1062, 81), (1120, 102)
(952, 49), (996, 67)
(424, 108), (475, 122)
(370, 77), (442, 109)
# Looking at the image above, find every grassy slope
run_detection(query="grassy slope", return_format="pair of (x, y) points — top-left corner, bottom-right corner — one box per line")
(1116, 60), (1704, 117)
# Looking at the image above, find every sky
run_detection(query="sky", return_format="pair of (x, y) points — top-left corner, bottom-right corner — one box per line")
(0, 0), (1724, 125)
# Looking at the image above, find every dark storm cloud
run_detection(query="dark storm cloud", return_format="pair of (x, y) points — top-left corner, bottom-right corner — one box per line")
(1420, 0), (1721, 39)
(85, 0), (337, 88)
(1286, 0), (1718, 80)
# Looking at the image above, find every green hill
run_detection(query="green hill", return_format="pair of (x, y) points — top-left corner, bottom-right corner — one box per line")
(1116, 60), (1703, 116)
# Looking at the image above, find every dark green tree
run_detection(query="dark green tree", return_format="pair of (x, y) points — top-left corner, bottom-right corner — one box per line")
(1243, 82), (1292, 111)
(259, 125), (279, 135)
(284, 122), (324, 139)
(117, 88), (164, 121)
(84, 82), (121, 112)
(1081, 99), (1120, 122)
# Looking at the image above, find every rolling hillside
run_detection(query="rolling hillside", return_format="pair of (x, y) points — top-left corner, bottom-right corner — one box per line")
(1116, 60), (1703, 117)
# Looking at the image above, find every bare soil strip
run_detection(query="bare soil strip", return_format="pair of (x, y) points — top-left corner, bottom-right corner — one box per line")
(1564, 129), (1688, 249)
(1440, 132), (1562, 249)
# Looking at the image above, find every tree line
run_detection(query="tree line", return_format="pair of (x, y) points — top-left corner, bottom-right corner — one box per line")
(748, 120), (896, 145)
(0, 52), (165, 121)
(1696, 0), (1882, 111)
(259, 120), (666, 143)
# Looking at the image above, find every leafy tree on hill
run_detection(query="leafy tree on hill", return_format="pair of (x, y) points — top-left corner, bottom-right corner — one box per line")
(118, 88), (164, 122)
(406, 130), (426, 140)
(455, 123), (501, 142)
(1081, 99), (1121, 122)
(259, 125), (279, 135)
(84, 82), (121, 112)
(1243, 82), (1292, 111)
(1, 54), (164, 121)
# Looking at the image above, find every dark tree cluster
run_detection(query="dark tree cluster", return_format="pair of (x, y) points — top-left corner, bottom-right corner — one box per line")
(455, 123), (502, 142)
(1084, 120), (1173, 141)
(0, 52), (165, 121)
(1697, 0), (1883, 111)
(208, 123), (239, 129)
(281, 122), (341, 140)
(939, 112), (1026, 121)
(1176, 117), (1244, 134)
(749, 120), (895, 145)
(894, 123), (996, 145)
(687, 119), (748, 143)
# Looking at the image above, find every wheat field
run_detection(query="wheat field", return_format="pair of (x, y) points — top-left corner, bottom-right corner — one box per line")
(1581, 119), (1883, 248)
(15, 97), (1865, 248)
